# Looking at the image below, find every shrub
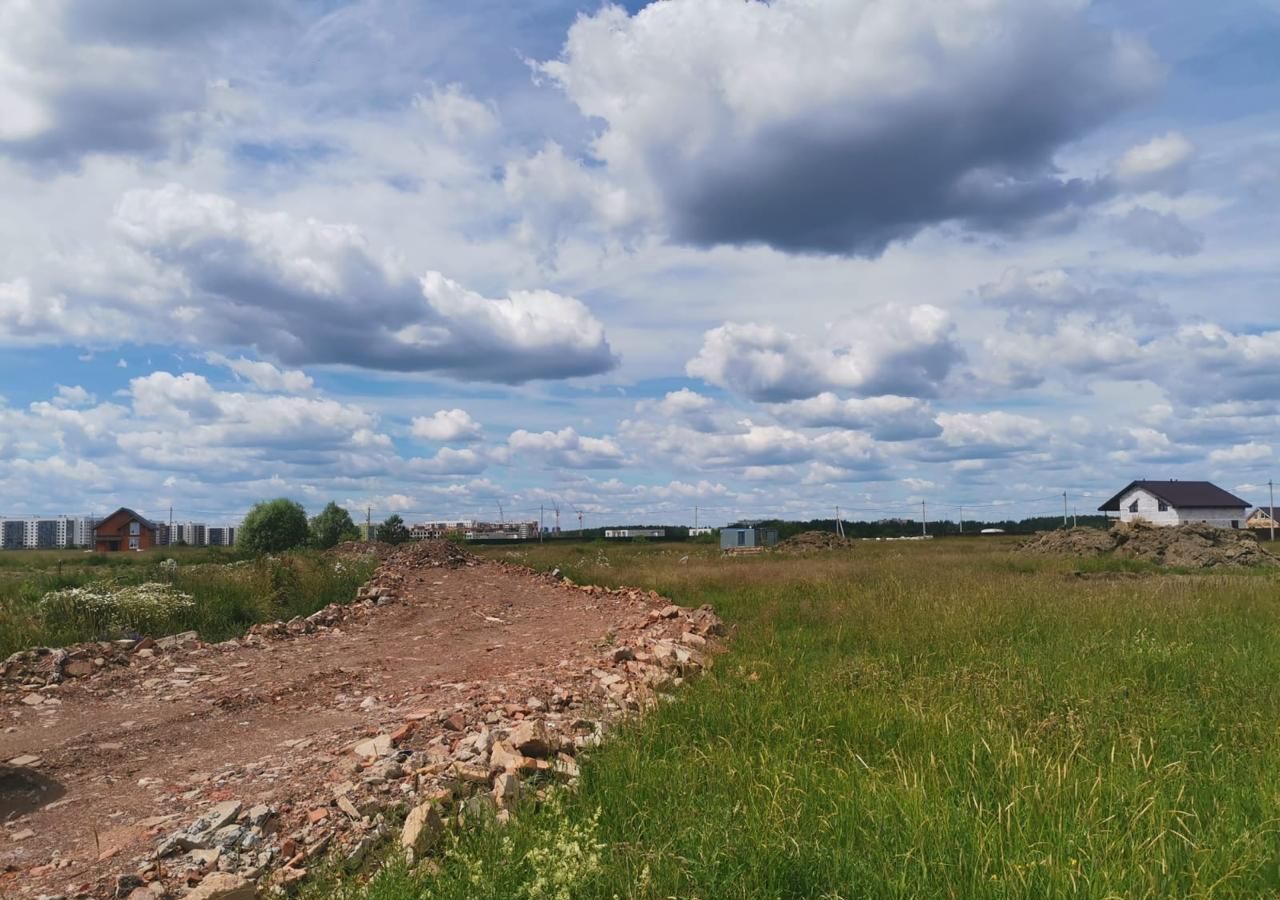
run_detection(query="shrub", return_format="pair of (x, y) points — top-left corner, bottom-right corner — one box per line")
(239, 498), (310, 554)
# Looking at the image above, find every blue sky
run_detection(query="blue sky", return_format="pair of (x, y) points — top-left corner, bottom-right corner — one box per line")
(1, 0), (1278, 527)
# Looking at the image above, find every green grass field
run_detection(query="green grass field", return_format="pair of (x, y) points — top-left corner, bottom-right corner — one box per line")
(308, 537), (1280, 899)
(0, 546), (375, 657)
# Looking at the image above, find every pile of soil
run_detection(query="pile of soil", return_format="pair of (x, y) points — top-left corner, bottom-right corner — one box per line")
(1112, 520), (1278, 568)
(1022, 522), (1279, 568)
(1020, 527), (1116, 556)
(776, 531), (856, 552)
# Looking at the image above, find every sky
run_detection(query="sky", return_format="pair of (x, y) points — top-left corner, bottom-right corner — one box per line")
(1, 0), (1278, 528)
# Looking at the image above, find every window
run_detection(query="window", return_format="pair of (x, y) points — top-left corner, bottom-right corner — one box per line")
(1231, 520), (1239, 530)
(129, 521), (140, 535)
(128, 536), (139, 550)
(737, 531), (746, 546)
(1158, 501), (1168, 512)
(1128, 500), (1139, 513)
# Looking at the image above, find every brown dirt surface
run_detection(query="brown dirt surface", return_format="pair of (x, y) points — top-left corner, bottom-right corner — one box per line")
(775, 531), (856, 552)
(0, 544), (723, 898)
(1022, 522), (1279, 568)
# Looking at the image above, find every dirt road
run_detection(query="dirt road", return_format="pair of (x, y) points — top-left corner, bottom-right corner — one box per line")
(0, 553), (717, 897)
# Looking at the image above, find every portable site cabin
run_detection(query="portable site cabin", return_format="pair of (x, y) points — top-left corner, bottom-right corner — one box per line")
(720, 527), (779, 551)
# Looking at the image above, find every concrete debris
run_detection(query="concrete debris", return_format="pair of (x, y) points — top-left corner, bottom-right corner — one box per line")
(400, 802), (443, 864)
(183, 872), (254, 900)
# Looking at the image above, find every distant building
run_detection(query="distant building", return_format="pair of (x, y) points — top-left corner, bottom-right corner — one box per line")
(0, 516), (94, 549)
(464, 521), (538, 541)
(94, 508), (158, 552)
(720, 527), (779, 551)
(688, 527), (714, 537)
(1247, 507), (1279, 530)
(604, 529), (666, 539)
(1098, 480), (1250, 529)
(207, 526), (236, 546)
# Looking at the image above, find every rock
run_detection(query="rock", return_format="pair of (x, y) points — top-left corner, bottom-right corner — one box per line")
(307, 808), (329, 824)
(552, 753), (580, 780)
(493, 772), (521, 808)
(205, 800), (243, 831)
(488, 740), (526, 773)
(679, 631), (707, 648)
(155, 631), (199, 650)
(63, 659), (94, 678)
(658, 605), (682, 619)
(610, 647), (635, 663)
(507, 719), (554, 757)
(185, 872), (254, 899)
(20, 693), (44, 706)
(400, 802), (442, 863)
(443, 712), (466, 731)
(115, 874), (146, 895)
(336, 796), (362, 821)
(245, 805), (273, 829)
(352, 734), (392, 760)
(10, 829), (35, 841)
(7, 754), (41, 767)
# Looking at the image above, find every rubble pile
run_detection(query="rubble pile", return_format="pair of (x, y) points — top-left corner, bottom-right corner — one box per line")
(385, 540), (477, 570)
(1021, 522), (1279, 568)
(1, 631), (199, 691)
(326, 541), (388, 562)
(775, 531), (856, 552)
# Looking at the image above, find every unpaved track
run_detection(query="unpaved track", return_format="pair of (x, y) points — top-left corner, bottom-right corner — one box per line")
(1, 561), (651, 896)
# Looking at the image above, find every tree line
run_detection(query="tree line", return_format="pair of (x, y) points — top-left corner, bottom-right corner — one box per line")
(237, 498), (413, 554)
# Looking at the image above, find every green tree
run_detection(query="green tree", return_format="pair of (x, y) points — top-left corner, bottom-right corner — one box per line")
(378, 514), (410, 544)
(309, 501), (359, 549)
(239, 498), (310, 554)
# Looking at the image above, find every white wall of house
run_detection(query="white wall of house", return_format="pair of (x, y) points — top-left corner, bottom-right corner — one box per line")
(1117, 488), (1247, 527)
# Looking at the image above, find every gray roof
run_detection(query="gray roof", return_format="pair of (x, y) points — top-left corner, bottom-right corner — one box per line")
(1098, 480), (1250, 512)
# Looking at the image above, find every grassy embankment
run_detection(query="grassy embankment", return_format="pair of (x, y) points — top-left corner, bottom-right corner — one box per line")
(0, 546), (376, 657)
(316, 537), (1280, 899)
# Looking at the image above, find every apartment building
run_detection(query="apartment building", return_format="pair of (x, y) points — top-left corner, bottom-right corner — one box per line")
(0, 515), (96, 549)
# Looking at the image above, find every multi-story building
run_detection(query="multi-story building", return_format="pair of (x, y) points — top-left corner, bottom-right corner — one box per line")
(0, 515), (95, 549)
(207, 526), (236, 546)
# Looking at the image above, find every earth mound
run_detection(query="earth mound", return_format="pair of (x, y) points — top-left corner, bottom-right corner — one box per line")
(1020, 527), (1116, 557)
(1022, 522), (1278, 568)
(776, 531), (856, 552)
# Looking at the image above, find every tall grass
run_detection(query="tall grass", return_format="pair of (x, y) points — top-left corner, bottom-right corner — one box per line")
(319, 539), (1280, 899)
(0, 551), (376, 656)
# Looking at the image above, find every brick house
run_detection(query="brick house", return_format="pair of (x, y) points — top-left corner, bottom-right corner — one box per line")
(94, 508), (158, 552)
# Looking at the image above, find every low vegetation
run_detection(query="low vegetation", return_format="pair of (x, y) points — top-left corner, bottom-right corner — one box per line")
(315, 537), (1280, 899)
(0, 547), (375, 657)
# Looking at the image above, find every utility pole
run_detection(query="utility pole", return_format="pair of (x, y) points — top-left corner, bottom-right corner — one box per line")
(539, 504), (544, 543)
(1063, 491), (1069, 528)
(921, 500), (927, 537)
(366, 506), (372, 541)
(835, 505), (843, 538)
(578, 510), (584, 535)
(959, 505), (963, 535)
(694, 505), (698, 529)
(1073, 506), (1078, 528)
(498, 501), (504, 525)
(553, 502), (560, 535)
(1270, 480), (1276, 542)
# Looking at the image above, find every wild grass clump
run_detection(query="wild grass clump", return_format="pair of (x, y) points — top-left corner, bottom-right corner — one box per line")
(0, 551), (375, 656)
(339, 538), (1280, 899)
